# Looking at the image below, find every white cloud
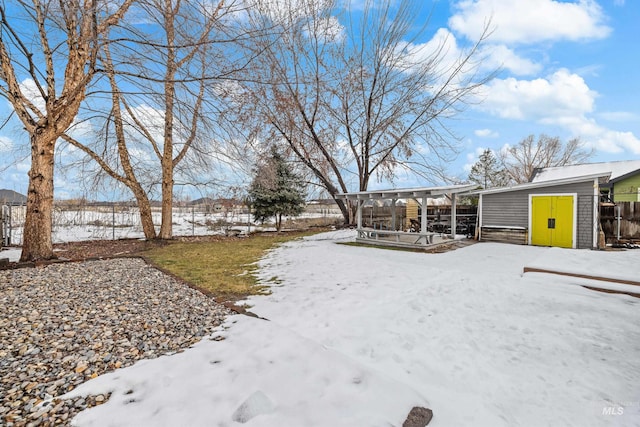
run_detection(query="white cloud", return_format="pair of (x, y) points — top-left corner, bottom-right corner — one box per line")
(399, 27), (483, 89)
(449, 0), (611, 44)
(400, 28), (462, 73)
(477, 69), (640, 154)
(478, 69), (596, 120)
(15, 160), (31, 173)
(400, 35), (540, 77)
(474, 129), (499, 138)
(66, 117), (95, 143)
(0, 136), (12, 152)
(593, 130), (640, 154)
(19, 78), (46, 116)
(125, 104), (165, 144)
(260, 0), (334, 24)
(546, 115), (640, 154)
(463, 146), (491, 172)
(479, 44), (542, 76)
(303, 15), (345, 43)
(598, 111), (638, 123)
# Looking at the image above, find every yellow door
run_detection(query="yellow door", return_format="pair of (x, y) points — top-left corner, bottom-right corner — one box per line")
(531, 196), (552, 246)
(531, 196), (574, 248)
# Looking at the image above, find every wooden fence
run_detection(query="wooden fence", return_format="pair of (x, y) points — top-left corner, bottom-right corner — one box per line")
(601, 201), (640, 241)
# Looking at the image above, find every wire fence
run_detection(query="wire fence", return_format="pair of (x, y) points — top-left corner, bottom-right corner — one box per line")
(2, 202), (251, 246)
(0, 201), (343, 246)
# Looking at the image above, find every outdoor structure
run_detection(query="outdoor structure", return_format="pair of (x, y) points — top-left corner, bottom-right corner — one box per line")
(477, 160), (640, 249)
(305, 198), (342, 216)
(336, 184), (476, 249)
(531, 160), (640, 202)
(0, 190), (25, 247)
(0, 189), (27, 205)
(477, 174), (604, 249)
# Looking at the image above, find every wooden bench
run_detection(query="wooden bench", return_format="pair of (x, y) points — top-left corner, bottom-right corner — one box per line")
(480, 226), (528, 245)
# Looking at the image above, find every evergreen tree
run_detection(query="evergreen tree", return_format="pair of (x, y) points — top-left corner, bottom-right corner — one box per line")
(248, 149), (306, 231)
(468, 149), (510, 189)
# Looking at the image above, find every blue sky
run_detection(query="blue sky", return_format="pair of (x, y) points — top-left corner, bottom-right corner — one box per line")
(0, 0), (639, 199)
(424, 0), (640, 181)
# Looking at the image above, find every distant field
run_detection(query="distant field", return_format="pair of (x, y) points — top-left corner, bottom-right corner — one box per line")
(1, 204), (342, 245)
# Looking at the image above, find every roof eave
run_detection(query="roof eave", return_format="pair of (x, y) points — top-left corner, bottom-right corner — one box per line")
(335, 184), (477, 200)
(473, 173), (610, 195)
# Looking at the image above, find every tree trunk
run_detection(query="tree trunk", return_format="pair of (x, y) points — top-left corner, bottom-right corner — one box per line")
(159, 159), (174, 239)
(130, 185), (156, 240)
(334, 197), (351, 225)
(138, 198), (156, 240)
(20, 132), (55, 261)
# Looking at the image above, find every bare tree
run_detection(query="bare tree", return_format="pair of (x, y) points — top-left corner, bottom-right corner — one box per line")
(62, 0), (249, 239)
(239, 0), (493, 223)
(0, 0), (133, 261)
(500, 134), (594, 184)
(62, 43), (158, 238)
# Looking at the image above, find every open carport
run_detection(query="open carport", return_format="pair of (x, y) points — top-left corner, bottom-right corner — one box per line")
(336, 184), (476, 249)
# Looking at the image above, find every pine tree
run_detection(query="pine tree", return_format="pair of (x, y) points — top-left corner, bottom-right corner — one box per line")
(468, 149), (510, 189)
(248, 148), (306, 231)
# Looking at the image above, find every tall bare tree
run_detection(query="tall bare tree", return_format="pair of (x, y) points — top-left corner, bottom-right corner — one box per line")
(500, 134), (594, 184)
(239, 0), (493, 223)
(61, 43), (158, 238)
(0, 0), (133, 261)
(62, 0), (248, 239)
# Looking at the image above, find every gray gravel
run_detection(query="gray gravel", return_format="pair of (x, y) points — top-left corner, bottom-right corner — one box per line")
(0, 258), (232, 426)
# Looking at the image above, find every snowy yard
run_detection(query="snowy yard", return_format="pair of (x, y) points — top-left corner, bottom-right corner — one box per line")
(65, 230), (640, 426)
(1, 205), (342, 249)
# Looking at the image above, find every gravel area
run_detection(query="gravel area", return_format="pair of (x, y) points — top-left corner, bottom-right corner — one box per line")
(0, 258), (233, 426)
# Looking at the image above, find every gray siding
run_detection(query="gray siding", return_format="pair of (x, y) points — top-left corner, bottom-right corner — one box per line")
(481, 181), (596, 249)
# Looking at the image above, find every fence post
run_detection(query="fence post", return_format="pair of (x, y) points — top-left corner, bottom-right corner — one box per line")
(192, 205), (195, 236)
(8, 205), (12, 246)
(0, 205), (4, 247)
(616, 204), (621, 241)
(112, 204), (116, 240)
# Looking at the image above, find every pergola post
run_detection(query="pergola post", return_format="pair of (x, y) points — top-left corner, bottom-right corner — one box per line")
(356, 197), (362, 231)
(450, 193), (457, 238)
(391, 198), (397, 230)
(336, 184), (474, 249)
(421, 196), (427, 234)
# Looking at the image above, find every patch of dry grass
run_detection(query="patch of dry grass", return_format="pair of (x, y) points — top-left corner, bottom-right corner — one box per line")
(143, 230), (322, 302)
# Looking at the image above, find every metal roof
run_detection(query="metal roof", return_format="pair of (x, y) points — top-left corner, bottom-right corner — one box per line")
(531, 160), (640, 183)
(335, 184), (477, 200)
(473, 173), (609, 195)
(0, 189), (27, 205)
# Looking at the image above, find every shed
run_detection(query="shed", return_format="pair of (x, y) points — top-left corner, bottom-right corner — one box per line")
(477, 173), (609, 249)
(336, 184), (476, 249)
(531, 160), (640, 202)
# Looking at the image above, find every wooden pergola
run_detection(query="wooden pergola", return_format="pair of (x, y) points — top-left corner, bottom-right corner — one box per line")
(336, 184), (476, 249)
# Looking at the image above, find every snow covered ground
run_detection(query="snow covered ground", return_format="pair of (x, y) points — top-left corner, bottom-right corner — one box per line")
(64, 230), (640, 426)
(0, 208), (341, 262)
(3, 206), (274, 246)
